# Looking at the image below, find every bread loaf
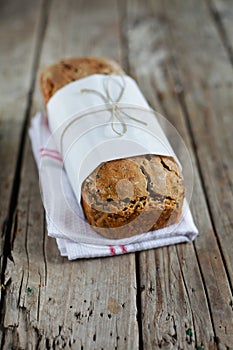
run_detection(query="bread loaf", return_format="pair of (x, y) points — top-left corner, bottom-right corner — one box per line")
(40, 57), (185, 239)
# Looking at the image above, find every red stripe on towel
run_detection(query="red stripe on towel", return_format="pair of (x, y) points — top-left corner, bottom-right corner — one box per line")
(121, 245), (127, 253)
(39, 147), (61, 155)
(40, 153), (63, 162)
(109, 246), (116, 255)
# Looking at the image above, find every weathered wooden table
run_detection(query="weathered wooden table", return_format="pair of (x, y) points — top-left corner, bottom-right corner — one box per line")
(1, 0), (233, 349)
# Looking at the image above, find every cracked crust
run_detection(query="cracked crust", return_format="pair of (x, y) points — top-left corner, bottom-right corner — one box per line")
(81, 154), (184, 239)
(40, 57), (185, 239)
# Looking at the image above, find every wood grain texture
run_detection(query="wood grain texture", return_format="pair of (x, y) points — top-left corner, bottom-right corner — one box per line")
(149, 0), (233, 294)
(206, 0), (233, 65)
(126, 0), (233, 348)
(0, 0), (43, 273)
(1, 0), (138, 349)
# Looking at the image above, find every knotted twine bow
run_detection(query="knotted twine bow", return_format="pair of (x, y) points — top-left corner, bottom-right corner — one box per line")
(80, 75), (147, 136)
(60, 75), (148, 156)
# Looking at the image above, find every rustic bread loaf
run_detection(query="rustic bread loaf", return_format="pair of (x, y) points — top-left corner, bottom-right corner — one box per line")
(40, 57), (185, 239)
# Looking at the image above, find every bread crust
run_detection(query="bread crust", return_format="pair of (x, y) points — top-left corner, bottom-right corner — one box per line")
(40, 56), (124, 104)
(81, 155), (184, 239)
(40, 57), (185, 239)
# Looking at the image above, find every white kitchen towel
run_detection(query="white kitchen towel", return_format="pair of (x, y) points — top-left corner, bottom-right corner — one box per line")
(29, 112), (198, 259)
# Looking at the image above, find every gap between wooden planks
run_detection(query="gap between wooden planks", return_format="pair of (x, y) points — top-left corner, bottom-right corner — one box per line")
(206, 0), (233, 66)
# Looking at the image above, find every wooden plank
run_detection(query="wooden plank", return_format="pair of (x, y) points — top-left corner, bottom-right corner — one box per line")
(0, 1), (44, 346)
(126, 2), (217, 348)
(0, 0), (43, 265)
(151, 0), (233, 284)
(126, 0), (233, 348)
(206, 0), (233, 64)
(1, 0), (139, 349)
(161, 0), (233, 346)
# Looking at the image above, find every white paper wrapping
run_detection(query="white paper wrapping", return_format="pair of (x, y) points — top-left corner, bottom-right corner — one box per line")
(47, 74), (178, 202)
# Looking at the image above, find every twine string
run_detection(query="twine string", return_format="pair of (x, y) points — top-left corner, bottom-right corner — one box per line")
(60, 75), (149, 155)
(80, 75), (147, 136)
